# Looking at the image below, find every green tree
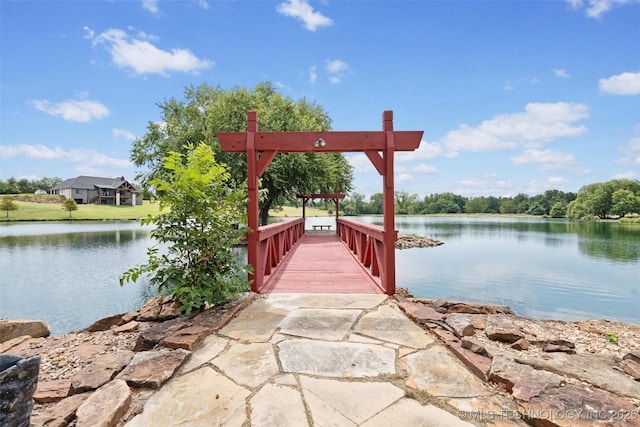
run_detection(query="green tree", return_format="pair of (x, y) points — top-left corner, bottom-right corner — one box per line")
(1, 195), (19, 217)
(464, 197), (488, 213)
(549, 202), (567, 218)
(368, 193), (384, 214)
(62, 198), (78, 217)
(121, 143), (251, 315)
(131, 82), (353, 226)
(610, 189), (639, 217)
(499, 198), (517, 214)
(395, 191), (418, 214)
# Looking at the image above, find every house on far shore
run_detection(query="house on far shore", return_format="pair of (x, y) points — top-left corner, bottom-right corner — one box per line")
(51, 176), (140, 206)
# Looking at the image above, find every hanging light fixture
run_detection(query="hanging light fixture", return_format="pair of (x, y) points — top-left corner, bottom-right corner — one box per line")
(314, 138), (326, 148)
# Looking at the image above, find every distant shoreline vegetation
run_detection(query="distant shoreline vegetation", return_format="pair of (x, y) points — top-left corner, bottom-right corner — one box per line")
(1, 178), (639, 223)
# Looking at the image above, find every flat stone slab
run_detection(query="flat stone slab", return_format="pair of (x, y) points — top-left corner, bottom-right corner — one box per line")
(279, 308), (362, 341)
(180, 335), (227, 373)
(250, 383), (308, 426)
(125, 366), (250, 427)
(301, 376), (404, 425)
(117, 348), (190, 389)
(355, 305), (435, 348)
(212, 342), (279, 388)
(266, 293), (388, 310)
(517, 352), (640, 400)
(76, 379), (131, 427)
(403, 346), (491, 398)
(360, 398), (474, 426)
(218, 298), (289, 342)
(278, 339), (395, 378)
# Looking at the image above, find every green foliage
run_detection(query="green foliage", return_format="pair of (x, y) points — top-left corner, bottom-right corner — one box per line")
(62, 198), (78, 217)
(0, 177), (62, 194)
(549, 202), (567, 218)
(120, 143), (251, 315)
(605, 332), (618, 344)
(567, 179), (640, 220)
(130, 82), (353, 226)
(1, 196), (19, 217)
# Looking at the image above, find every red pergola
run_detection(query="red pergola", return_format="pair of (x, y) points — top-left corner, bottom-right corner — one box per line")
(218, 110), (423, 294)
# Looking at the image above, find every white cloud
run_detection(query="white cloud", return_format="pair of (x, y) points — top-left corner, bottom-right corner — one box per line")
(456, 173), (513, 196)
(324, 59), (350, 84)
(112, 128), (137, 140)
(412, 164), (437, 174)
(28, 98), (109, 122)
(142, 0), (160, 14)
(613, 171), (637, 179)
(554, 68), (570, 78)
(0, 144), (132, 169)
(397, 140), (443, 162)
(347, 153), (376, 173)
(568, 0), (640, 19)
(193, 0), (209, 10)
(511, 149), (577, 170)
(442, 102), (589, 156)
(618, 132), (640, 165)
(276, 0), (333, 31)
(527, 177), (570, 194)
(90, 28), (213, 76)
(396, 173), (413, 183)
(599, 71), (640, 95)
(309, 65), (317, 83)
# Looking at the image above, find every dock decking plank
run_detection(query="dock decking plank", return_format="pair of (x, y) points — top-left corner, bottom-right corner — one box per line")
(260, 233), (382, 294)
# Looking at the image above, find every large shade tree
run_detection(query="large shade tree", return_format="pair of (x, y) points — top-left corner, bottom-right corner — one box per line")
(131, 82), (353, 225)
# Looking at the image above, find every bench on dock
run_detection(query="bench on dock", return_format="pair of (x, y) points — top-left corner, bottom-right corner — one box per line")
(312, 225), (332, 231)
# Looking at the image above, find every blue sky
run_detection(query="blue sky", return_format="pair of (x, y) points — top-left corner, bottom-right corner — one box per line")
(1, 0), (639, 198)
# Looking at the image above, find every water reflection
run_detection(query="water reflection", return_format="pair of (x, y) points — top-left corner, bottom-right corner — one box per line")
(0, 222), (155, 335)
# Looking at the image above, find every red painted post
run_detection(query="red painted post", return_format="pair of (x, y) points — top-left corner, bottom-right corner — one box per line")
(382, 111), (396, 294)
(246, 111), (261, 292)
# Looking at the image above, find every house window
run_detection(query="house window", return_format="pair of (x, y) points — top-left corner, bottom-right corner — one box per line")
(75, 189), (82, 194)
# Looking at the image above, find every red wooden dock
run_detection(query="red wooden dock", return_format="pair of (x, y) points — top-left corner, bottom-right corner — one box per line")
(259, 233), (383, 294)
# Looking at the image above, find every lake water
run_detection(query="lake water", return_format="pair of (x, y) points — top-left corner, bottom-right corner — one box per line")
(1, 217), (638, 335)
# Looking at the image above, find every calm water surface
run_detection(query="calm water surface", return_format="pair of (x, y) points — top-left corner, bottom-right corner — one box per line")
(0, 222), (155, 335)
(1, 217), (639, 335)
(360, 216), (640, 324)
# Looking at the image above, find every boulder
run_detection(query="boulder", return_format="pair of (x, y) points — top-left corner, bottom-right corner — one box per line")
(75, 379), (131, 427)
(485, 315), (524, 343)
(444, 313), (478, 338)
(70, 350), (134, 393)
(30, 392), (91, 427)
(621, 358), (640, 380)
(83, 314), (123, 332)
(510, 338), (530, 351)
(116, 348), (191, 389)
(137, 295), (164, 322)
(0, 319), (50, 342)
(163, 326), (209, 350)
(33, 379), (72, 403)
(111, 321), (139, 334)
(460, 337), (488, 356)
(133, 317), (190, 352)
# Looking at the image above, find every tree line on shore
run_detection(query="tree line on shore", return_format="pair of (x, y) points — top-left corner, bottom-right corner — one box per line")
(0, 177), (61, 194)
(339, 179), (640, 220)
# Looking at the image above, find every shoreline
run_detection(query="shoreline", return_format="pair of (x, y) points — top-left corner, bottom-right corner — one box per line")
(2, 292), (639, 426)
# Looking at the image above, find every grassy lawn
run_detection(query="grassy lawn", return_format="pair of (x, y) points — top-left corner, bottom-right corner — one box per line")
(268, 205), (331, 217)
(1, 198), (330, 222)
(1, 200), (161, 221)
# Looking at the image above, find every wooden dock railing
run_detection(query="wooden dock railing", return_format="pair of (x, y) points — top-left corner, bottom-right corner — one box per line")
(254, 218), (305, 291)
(336, 218), (397, 294)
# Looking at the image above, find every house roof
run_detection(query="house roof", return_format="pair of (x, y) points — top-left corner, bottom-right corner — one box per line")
(52, 176), (138, 191)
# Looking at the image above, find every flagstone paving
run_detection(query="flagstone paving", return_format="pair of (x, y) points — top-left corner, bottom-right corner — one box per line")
(126, 293), (523, 426)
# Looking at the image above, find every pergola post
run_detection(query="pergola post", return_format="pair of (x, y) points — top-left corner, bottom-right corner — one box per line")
(382, 111), (396, 294)
(246, 111), (261, 292)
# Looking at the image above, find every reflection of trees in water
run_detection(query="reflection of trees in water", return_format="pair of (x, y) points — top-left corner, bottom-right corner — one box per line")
(1, 229), (150, 249)
(394, 217), (640, 263)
